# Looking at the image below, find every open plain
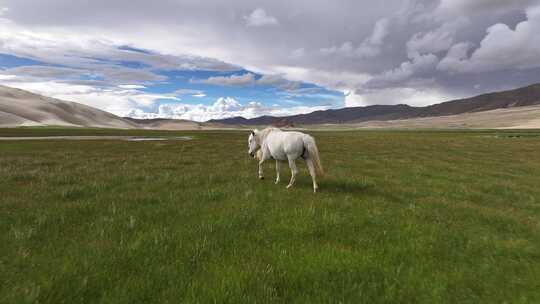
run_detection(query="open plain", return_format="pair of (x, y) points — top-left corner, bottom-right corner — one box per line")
(1, 128), (539, 303)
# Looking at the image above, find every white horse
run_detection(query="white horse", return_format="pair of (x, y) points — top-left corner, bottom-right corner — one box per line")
(248, 127), (324, 192)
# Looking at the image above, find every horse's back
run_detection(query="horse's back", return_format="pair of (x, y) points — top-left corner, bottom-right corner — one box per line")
(266, 131), (305, 160)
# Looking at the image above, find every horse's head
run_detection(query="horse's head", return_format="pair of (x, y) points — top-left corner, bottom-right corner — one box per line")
(248, 129), (260, 158)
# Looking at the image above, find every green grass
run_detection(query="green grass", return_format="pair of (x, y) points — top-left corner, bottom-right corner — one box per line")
(1, 128), (539, 303)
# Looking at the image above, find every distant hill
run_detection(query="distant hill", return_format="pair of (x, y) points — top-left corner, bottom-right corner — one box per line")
(210, 83), (540, 125)
(335, 104), (540, 129)
(0, 85), (137, 129)
(0, 85), (222, 130)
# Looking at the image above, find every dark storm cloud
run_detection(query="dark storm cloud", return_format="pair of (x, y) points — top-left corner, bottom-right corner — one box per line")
(1, 0), (540, 106)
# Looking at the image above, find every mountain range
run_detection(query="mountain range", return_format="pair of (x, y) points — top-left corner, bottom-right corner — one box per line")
(1, 83), (540, 129)
(209, 83), (540, 126)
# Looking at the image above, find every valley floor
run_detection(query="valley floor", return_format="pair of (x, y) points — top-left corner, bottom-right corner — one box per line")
(1, 128), (539, 303)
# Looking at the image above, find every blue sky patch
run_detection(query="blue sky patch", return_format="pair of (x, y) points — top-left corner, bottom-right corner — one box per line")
(0, 48), (345, 120)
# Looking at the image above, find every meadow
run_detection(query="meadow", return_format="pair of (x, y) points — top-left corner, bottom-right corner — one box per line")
(1, 128), (539, 303)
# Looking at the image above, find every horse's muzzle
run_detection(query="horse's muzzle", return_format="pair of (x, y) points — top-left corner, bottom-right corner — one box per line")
(249, 152), (254, 158)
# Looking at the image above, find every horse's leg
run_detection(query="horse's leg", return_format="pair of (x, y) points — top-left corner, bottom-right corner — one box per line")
(258, 158), (265, 179)
(305, 158), (319, 193)
(257, 146), (270, 180)
(286, 157), (298, 189)
(275, 160), (281, 184)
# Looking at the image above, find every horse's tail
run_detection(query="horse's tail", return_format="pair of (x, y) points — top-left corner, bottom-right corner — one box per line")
(303, 135), (324, 177)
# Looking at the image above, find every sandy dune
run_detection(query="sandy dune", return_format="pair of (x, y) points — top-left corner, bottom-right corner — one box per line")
(0, 85), (235, 130)
(0, 85), (137, 129)
(0, 85), (234, 130)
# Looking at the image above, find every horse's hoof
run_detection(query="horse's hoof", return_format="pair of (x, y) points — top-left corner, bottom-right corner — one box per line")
(286, 184), (293, 189)
(275, 180), (280, 184)
(259, 176), (264, 180)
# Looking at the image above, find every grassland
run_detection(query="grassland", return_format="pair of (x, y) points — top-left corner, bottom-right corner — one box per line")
(1, 128), (539, 303)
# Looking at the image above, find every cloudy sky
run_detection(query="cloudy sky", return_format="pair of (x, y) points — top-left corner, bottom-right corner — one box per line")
(1, 0), (540, 121)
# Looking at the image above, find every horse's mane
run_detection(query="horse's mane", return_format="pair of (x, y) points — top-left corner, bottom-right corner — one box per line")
(257, 127), (281, 142)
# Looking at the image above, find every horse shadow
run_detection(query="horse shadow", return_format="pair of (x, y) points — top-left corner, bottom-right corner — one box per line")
(319, 178), (405, 204)
(319, 178), (375, 195)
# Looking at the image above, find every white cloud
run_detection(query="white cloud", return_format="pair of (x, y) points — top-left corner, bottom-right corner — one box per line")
(435, 0), (536, 18)
(196, 72), (301, 90)
(0, 78), (179, 115)
(277, 87), (323, 97)
(268, 65), (370, 92)
(320, 41), (354, 56)
(0, 74), (331, 122)
(256, 74), (301, 90)
(0, 74), (17, 80)
(369, 18), (391, 45)
(0, 26), (177, 85)
(436, 42), (474, 72)
(0, 17), (238, 74)
(198, 73), (256, 86)
(345, 87), (454, 107)
(406, 18), (468, 56)
(1, 66), (86, 79)
(244, 8), (279, 27)
(173, 89), (205, 97)
(1, 0), (539, 112)
(291, 48), (305, 58)
(321, 18), (390, 58)
(118, 84), (147, 89)
(367, 53), (439, 87)
(438, 5), (540, 73)
(127, 97), (331, 122)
